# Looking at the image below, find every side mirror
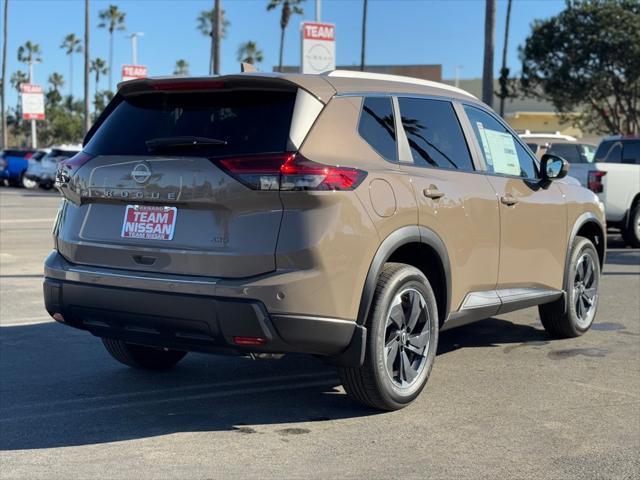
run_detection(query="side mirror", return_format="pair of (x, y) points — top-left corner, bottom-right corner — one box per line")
(541, 153), (569, 180)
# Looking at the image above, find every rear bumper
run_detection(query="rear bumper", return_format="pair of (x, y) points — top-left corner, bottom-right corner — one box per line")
(43, 251), (359, 359)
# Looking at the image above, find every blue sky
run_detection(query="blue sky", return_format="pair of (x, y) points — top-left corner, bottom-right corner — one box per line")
(2, 0), (565, 107)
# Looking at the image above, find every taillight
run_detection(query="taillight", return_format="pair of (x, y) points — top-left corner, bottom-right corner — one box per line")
(587, 170), (606, 193)
(56, 152), (95, 185)
(214, 153), (367, 191)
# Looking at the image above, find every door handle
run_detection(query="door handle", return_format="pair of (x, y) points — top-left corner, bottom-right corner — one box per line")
(500, 194), (519, 206)
(423, 185), (445, 200)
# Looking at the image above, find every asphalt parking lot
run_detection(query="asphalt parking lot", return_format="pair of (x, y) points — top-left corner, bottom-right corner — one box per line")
(0, 187), (639, 480)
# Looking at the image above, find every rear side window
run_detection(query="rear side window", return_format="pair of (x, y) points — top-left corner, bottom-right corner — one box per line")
(85, 90), (296, 157)
(397, 98), (474, 171)
(547, 143), (581, 163)
(622, 141), (640, 164)
(358, 97), (397, 162)
(594, 141), (622, 163)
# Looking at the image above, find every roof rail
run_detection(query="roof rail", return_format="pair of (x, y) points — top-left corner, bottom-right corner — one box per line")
(325, 70), (477, 99)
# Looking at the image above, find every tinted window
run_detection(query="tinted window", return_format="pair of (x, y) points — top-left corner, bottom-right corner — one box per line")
(397, 98), (474, 171)
(525, 143), (539, 153)
(358, 97), (397, 162)
(547, 143), (581, 163)
(594, 141), (622, 163)
(622, 141), (640, 164)
(464, 105), (537, 179)
(85, 91), (296, 157)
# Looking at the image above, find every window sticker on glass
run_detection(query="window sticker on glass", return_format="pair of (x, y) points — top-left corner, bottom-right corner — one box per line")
(481, 129), (520, 176)
(476, 122), (493, 166)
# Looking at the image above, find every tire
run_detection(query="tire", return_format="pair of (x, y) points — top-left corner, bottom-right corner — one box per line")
(621, 203), (640, 248)
(539, 236), (600, 338)
(101, 338), (187, 370)
(22, 175), (38, 189)
(339, 263), (439, 411)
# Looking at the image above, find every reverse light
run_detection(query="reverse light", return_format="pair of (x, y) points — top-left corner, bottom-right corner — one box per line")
(587, 170), (606, 193)
(214, 153), (367, 192)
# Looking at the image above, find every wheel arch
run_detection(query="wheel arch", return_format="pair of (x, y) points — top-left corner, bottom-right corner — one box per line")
(568, 213), (606, 276)
(356, 225), (451, 328)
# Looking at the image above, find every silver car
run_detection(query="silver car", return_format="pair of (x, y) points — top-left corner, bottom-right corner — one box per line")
(25, 145), (81, 189)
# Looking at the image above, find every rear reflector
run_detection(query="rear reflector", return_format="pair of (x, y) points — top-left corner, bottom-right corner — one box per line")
(587, 170), (606, 193)
(233, 336), (267, 346)
(214, 153), (367, 191)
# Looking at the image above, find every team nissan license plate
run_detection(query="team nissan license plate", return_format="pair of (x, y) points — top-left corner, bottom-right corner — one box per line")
(121, 205), (177, 241)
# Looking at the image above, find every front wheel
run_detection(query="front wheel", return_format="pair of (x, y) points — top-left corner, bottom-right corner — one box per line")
(339, 263), (439, 411)
(102, 338), (187, 370)
(22, 175), (38, 189)
(539, 236), (600, 338)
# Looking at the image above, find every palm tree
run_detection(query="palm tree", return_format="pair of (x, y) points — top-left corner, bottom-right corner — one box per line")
(197, 5), (229, 75)
(17, 41), (42, 81)
(90, 58), (108, 92)
(267, 0), (304, 73)
(10, 70), (27, 114)
(47, 72), (65, 105)
(482, 0), (496, 106)
(360, 0), (368, 71)
(2, 0), (9, 148)
(60, 33), (82, 97)
(173, 59), (189, 76)
(498, 0), (513, 117)
(237, 41), (263, 65)
(83, 0), (90, 135)
(98, 4), (126, 92)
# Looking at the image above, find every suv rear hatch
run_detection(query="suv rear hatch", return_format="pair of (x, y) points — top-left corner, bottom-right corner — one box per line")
(56, 77), (312, 278)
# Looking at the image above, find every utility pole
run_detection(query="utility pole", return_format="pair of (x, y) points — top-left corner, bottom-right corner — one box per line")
(1, 0), (9, 148)
(84, 0), (90, 135)
(213, 0), (221, 75)
(482, 0), (496, 107)
(315, 0), (320, 22)
(360, 0), (367, 72)
(454, 66), (462, 88)
(498, 0), (512, 118)
(27, 60), (38, 149)
(128, 32), (143, 64)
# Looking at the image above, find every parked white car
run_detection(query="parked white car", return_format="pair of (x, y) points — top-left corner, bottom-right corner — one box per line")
(24, 144), (81, 190)
(568, 136), (639, 247)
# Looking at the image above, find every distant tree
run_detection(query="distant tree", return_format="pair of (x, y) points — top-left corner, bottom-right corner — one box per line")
(237, 41), (263, 65)
(9, 70), (27, 115)
(46, 72), (65, 106)
(520, 0), (640, 135)
(173, 59), (190, 76)
(197, 5), (229, 75)
(93, 90), (113, 120)
(17, 41), (42, 81)
(98, 4), (126, 92)
(266, 0), (304, 72)
(90, 57), (108, 92)
(60, 33), (82, 97)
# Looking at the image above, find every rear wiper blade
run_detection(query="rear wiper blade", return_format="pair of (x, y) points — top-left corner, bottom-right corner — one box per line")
(145, 136), (228, 151)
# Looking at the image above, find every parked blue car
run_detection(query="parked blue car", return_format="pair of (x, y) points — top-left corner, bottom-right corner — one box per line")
(1, 149), (35, 187)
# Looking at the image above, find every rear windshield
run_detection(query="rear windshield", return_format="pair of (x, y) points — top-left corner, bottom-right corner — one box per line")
(84, 90), (296, 157)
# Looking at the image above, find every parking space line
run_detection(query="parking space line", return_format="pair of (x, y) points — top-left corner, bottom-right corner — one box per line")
(0, 218), (54, 224)
(0, 318), (54, 327)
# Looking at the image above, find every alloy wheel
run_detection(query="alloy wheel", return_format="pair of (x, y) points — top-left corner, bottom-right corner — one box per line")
(573, 253), (598, 328)
(383, 288), (432, 389)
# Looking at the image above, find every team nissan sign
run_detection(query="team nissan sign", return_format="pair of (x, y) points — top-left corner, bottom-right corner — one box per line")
(121, 65), (148, 82)
(20, 84), (45, 120)
(301, 22), (335, 74)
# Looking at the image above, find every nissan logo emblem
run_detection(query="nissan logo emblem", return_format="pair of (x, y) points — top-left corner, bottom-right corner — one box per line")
(131, 163), (152, 184)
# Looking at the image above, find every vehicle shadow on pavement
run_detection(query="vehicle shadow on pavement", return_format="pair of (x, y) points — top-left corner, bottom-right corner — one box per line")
(0, 313), (562, 452)
(0, 322), (376, 451)
(437, 317), (551, 355)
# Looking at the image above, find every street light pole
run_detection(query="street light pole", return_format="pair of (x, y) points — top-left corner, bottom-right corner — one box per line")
(315, 0), (320, 22)
(129, 32), (143, 65)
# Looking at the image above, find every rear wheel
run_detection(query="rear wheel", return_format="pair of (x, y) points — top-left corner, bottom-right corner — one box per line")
(101, 338), (187, 370)
(621, 203), (640, 248)
(339, 263), (438, 411)
(22, 174), (38, 189)
(539, 236), (600, 338)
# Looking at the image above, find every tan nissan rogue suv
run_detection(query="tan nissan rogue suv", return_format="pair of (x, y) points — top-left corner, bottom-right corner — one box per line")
(45, 71), (606, 410)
